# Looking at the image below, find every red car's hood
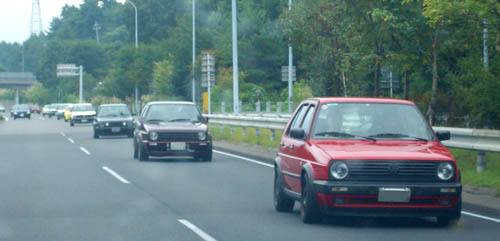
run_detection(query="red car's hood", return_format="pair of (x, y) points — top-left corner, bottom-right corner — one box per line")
(312, 140), (454, 161)
(144, 122), (207, 133)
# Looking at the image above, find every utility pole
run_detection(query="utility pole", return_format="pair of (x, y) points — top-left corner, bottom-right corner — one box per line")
(126, 0), (139, 112)
(30, 0), (43, 35)
(483, 19), (488, 70)
(287, 0), (293, 113)
(21, 46), (25, 72)
(232, 0), (239, 113)
(93, 21), (101, 43)
(192, 0), (196, 103)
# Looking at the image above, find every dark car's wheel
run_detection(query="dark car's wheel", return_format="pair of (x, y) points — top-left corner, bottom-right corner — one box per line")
(201, 148), (212, 162)
(138, 143), (149, 161)
(437, 200), (461, 227)
(300, 176), (322, 224)
(57, 116), (60, 120)
(93, 131), (99, 139)
(128, 132), (134, 138)
(70, 121), (74, 126)
(274, 169), (294, 212)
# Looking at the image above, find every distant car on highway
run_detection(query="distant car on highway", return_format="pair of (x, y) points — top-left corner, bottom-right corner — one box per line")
(93, 104), (134, 138)
(63, 104), (73, 122)
(0, 104), (5, 112)
(273, 97), (461, 226)
(42, 105), (52, 116)
(69, 103), (96, 126)
(30, 105), (41, 114)
(133, 101), (212, 161)
(11, 104), (31, 120)
(56, 103), (71, 120)
(47, 104), (59, 118)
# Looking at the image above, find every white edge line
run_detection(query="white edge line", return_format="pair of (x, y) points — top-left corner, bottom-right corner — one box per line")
(213, 150), (273, 168)
(214, 149), (500, 224)
(79, 146), (90, 155)
(61, 132), (66, 137)
(68, 138), (74, 144)
(462, 211), (500, 223)
(102, 166), (130, 184)
(178, 219), (217, 241)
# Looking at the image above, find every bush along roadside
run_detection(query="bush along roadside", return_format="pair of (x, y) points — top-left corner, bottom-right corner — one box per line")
(210, 125), (500, 194)
(0, 115), (5, 122)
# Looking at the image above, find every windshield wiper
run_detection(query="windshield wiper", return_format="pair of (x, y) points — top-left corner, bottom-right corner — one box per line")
(369, 133), (428, 142)
(315, 131), (376, 142)
(168, 118), (194, 122)
(146, 119), (166, 123)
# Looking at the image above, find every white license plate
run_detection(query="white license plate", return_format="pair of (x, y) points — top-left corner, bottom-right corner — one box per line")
(20, 114), (24, 117)
(81, 119), (88, 123)
(112, 127), (121, 133)
(170, 142), (186, 151)
(378, 187), (411, 203)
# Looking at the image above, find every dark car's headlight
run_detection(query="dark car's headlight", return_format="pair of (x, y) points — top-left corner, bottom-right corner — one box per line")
(149, 132), (158, 141)
(437, 162), (454, 181)
(330, 161), (349, 180)
(105, 122), (110, 127)
(198, 132), (207, 141)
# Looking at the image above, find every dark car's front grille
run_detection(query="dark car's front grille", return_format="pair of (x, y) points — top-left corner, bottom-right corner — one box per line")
(345, 160), (442, 182)
(109, 121), (124, 127)
(158, 132), (199, 141)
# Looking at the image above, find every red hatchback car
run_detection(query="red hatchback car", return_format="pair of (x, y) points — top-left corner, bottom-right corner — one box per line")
(274, 97), (461, 226)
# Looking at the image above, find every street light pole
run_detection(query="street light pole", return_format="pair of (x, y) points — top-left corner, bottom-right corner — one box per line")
(288, 0), (293, 113)
(232, 0), (239, 113)
(126, 0), (139, 112)
(192, 0), (196, 103)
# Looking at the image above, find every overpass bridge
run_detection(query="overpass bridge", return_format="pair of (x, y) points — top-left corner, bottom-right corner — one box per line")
(0, 72), (37, 104)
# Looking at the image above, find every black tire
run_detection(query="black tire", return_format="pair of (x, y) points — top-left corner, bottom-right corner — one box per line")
(138, 143), (149, 161)
(201, 148), (213, 162)
(128, 132), (134, 138)
(274, 169), (295, 212)
(70, 121), (74, 127)
(133, 140), (138, 159)
(300, 175), (322, 224)
(437, 200), (461, 227)
(93, 131), (99, 139)
(57, 116), (60, 120)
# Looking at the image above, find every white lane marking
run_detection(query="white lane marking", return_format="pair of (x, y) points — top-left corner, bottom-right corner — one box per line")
(61, 132), (66, 137)
(102, 166), (130, 184)
(178, 219), (217, 241)
(68, 138), (75, 144)
(213, 150), (273, 168)
(215, 149), (500, 224)
(80, 147), (91, 155)
(462, 211), (500, 223)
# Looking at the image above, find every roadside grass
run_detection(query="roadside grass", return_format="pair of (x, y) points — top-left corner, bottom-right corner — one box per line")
(210, 125), (500, 192)
(0, 115), (4, 121)
(209, 125), (282, 149)
(450, 148), (500, 193)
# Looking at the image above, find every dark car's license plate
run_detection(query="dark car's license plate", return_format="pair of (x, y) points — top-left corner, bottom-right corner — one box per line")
(378, 187), (411, 203)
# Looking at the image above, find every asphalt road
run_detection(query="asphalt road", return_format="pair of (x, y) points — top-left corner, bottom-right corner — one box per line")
(1, 114), (499, 241)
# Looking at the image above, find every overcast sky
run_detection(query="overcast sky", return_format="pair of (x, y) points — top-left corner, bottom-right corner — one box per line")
(0, 0), (125, 44)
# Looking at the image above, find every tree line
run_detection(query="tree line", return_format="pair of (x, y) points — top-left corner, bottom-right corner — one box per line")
(0, 0), (498, 128)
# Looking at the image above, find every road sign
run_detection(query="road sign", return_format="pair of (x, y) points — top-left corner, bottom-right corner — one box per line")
(56, 64), (79, 77)
(281, 66), (296, 82)
(201, 73), (216, 88)
(201, 54), (215, 88)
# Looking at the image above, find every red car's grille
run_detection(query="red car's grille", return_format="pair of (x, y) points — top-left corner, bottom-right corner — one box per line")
(345, 161), (442, 182)
(157, 133), (199, 141)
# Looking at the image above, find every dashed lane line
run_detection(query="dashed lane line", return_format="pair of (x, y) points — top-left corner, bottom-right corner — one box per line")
(102, 166), (130, 184)
(80, 147), (91, 155)
(178, 219), (217, 241)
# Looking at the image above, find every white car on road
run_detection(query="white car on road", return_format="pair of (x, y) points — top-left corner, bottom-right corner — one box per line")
(70, 103), (96, 126)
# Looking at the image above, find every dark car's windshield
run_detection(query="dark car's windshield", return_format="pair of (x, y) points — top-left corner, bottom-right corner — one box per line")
(72, 105), (94, 112)
(13, 104), (29, 110)
(145, 104), (203, 123)
(313, 103), (433, 141)
(98, 106), (131, 118)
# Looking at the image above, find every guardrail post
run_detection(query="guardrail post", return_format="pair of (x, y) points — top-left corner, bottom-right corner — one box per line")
(239, 101), (242, 113)
(277, 102), (282, 113)
(266, 102), (271, 112)
(256, 128), (260, 137)
(270, 129), (275, 141)
(477, 151), (487, 172)
(256, 101), (261, 112)
(221, 102), (226, 113)
(230, 126), (235, 135)
(242, 127), (246, 137)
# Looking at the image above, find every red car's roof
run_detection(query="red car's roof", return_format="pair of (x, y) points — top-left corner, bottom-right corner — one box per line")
(309, 97), (415, 105)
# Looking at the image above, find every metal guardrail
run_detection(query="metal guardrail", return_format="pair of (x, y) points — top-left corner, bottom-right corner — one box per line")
(207, 114), (500, 153)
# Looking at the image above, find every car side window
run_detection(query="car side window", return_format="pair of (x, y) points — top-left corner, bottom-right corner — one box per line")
(287, 104), (308, 136)
(301, 105), (316, 136)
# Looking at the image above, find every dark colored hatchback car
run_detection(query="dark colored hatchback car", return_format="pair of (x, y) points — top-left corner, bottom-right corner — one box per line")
(93, 104), (134, 138)
(133, 101), (212, 161)
(274, 97), (461, 226)
(11, 104), (31, 120)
